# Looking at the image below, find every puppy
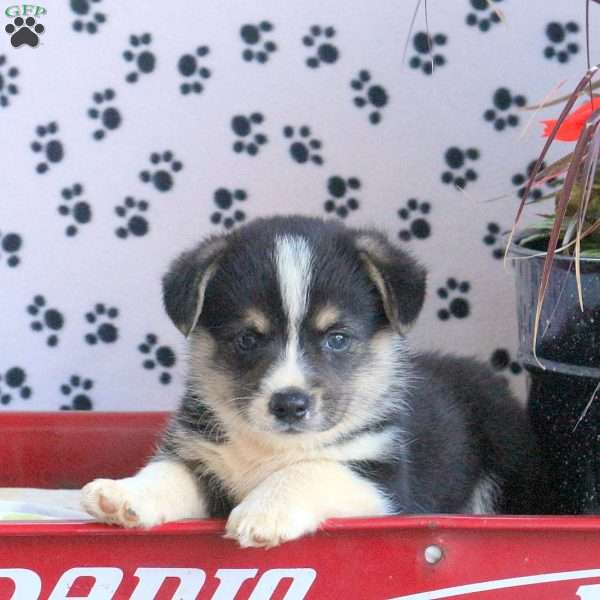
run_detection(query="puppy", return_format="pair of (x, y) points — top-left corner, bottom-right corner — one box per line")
(82, 215), (538, 547)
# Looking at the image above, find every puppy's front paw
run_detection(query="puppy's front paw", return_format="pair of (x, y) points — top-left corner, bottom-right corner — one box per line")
(81, 478), (163, 528)
(225, 495), (321, 548)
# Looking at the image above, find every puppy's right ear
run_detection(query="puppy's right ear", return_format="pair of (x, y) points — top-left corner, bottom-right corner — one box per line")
(162, 235), (228, 337)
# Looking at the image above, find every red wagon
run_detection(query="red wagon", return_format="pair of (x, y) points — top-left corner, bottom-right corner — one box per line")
(0, 412), (599, 600)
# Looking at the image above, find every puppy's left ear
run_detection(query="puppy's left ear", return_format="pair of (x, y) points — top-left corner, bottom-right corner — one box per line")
(162, 235), (228, 337)
(354, 230), (427, 332)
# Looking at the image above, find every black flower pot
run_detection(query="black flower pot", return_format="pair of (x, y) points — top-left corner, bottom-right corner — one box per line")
(512, 238), (600, 514)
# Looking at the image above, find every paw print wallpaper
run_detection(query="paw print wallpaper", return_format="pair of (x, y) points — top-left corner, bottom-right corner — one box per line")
(0, 1), (587, 410)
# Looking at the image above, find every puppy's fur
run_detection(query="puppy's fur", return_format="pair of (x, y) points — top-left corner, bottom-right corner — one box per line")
(82, 216), (538, 547)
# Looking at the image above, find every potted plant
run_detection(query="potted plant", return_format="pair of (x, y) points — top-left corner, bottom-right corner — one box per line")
(508, 47), (600, 513)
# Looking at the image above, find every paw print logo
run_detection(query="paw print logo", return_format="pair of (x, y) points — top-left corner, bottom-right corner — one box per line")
(210, 188), (247, 229)
(123, 33), (156, 83)
(483, 87), (526, 131)
(58, 184), (92, 237)
(490, 348), (523, 376)
(31, 122), (64, 174)
(231, 113), (268, 156)
(483, 222), (504, 259)
(0, 55), (19, 108)
(350, 70), (389, 125)
(324, 176), (361, 218)
(240, 21), (277, 63)
(88, 89), (122, 140)
(437, 278), (471, 321)
(466, 0), (503, 33)
(71, 0), (106, 34)
(115, 197), (149, 239)
(441, 146), (480, 189)
(398, 199), (431, 241)
(302, 25), (339, 68)
(138, 334), (176, 385)
(283, 126), (323, 165)
(545, 21), (579, 63)
(511, 159), (560, 201)
(5, 16), (44, 48)
(84, 304), (119, 345)
(0, 367), (32, 405)
(27, 295), (65, 347)
(409, 32), (448, 75)
(178, 45), (211, 95)
(140, 151), (183, 193)
(0, 231), (22, 268)
(60, 375), (94, 410)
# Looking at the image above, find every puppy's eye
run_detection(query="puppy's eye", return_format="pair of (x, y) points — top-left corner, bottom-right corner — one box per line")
(325, 332), (351, 352)
(235, 331), (259, 353)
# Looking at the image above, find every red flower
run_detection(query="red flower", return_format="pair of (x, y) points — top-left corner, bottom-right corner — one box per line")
(542, 98), (600, 141)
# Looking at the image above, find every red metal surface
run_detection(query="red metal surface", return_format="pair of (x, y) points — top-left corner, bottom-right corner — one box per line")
(0, 413), (599, 599)
(0, 412), (169, 487)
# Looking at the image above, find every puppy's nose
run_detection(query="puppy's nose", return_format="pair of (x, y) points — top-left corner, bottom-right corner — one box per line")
(269, 388), (310, 423)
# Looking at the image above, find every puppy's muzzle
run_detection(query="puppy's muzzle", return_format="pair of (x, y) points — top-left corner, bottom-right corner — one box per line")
(269, 388), (311, 425)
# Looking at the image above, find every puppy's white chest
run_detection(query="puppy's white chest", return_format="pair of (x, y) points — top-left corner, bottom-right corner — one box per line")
(197, 429), (398, 502)
(198, 438), (302, 500)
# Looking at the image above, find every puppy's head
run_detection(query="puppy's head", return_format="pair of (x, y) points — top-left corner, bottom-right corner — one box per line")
(163, 216), (426, 440)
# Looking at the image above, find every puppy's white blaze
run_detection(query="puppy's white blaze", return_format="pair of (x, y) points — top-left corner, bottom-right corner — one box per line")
(274, 234), (313, 326)
(263, 342), (307, 393)
(262, 235), (314, 394)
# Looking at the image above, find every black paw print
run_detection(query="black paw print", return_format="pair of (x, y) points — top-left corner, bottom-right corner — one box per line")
(511, 159), (560, 202)
(409, 32), (448, 75)
(350, 70), (389, 125)
(84, 304), (119, 345)
(437, 278), (471, 320)
(324, 176), (361, 218)
(115, 197), (149, 239)
(441, 147), (480, 189)
(0, 231), (22, 267)
(123, 33), (156, 83)
(483, 222), (505, 259)
(210, 188), (247, 229)
(88, 88), (121, 140)
(490, 348), (523, 376)
(283, 126), (323, 165)
(240, 21), (276, 63)
(60, 375), (94, 410)
(0, 367), (32, 405)
(5, 16), (44, 48)
(466, 0), (503, 33)
(545, 21), (579, 63)
(71, 0), (106, 34)
(27, 295), (64, 347)
(0, 55), (19, 108)
(140, 151), (183, 193)
(58, 184), (92, 237)
(398, 199), (431, 241)
(302, 25), (339, 68)
(490, 348), (523, 375)
(231, 113), (268, 156)
(139, 334), (176, 385)
(178, 45), (211, 95)
(31, 122), (64, 174)
(483, 88), (526, 131)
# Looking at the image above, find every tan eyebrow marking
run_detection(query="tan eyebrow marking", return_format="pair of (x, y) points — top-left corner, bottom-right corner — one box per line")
(243, 308), (271, 334)
(313, 304), (341, 332)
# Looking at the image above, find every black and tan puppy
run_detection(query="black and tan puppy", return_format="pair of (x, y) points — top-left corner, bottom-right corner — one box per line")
(82, 216), (538, 547)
